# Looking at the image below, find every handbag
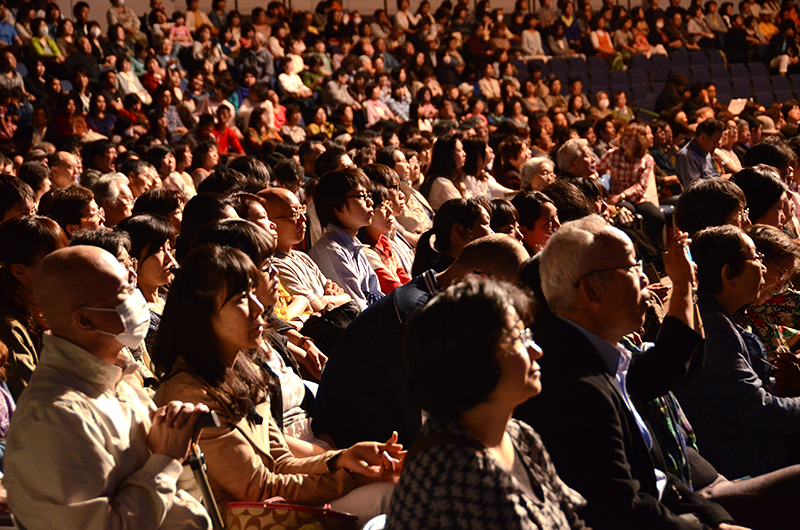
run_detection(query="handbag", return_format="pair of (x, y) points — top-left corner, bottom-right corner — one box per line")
(225, 501), (358, 530)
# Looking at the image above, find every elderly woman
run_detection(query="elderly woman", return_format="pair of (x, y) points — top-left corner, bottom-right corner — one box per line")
(521, 157), (557, 191)
(676, 225), (800, 480)
(387, 277), (589, 530)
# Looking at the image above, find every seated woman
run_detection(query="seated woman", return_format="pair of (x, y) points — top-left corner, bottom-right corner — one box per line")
(419, 134), (469, 212)
(358, 183), (411, 294)
(152, 244), (400, 522)
(597, 122), (665, 250)
(742, 224), (800, 396)
(411, 197), (494, 276)
(676, 225), (800, 479)
(116, 214), (178, 354)
(0, 216), (68, 400)
(732, 165), (791, 230)
(387, 277), (589, 529)
(511, 191), (562, 255)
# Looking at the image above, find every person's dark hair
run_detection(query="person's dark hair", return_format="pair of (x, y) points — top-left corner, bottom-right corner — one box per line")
(489, 198), (519, 233)
(571, 175), (607, 204)
(144, 145), (174, 176)
(73, 1), (88, 18)
(375, 146), (401, 169)
(420, 133), (463, 198)
(361, 163), (401, 188)
(190, 218), (275, 268)
(539, 180), (589, 222)
(511, 191), (555, 229)
(274, 142), (300, 160)
(228, 156), (271, 187)
(313, 168), (371, 229)
(404, 277), (533, 419)
(357, 182), (391, 245)
(175, 193), (234, 263)
(273, 159), (304, 187)
(742, 139), (797, 174)
(411, 197), (487, 276)
(229, 192), (270, 224)
(463, 137), (489, 177)
(315, 145), (348, 177)
(0, 215), (67, 308)
(747, 224), (799, 269)
(0, 175), (35, 221)
(695, 118), (726, 138)
(120, 158), (149, 181)
(675, 178), (747, 236)
(692, 225), (749, 295)
(16, 162), (49, 198)
(69, 228), (132, 259)
(731, 165), (787, 224)
(82, 140), (115, 170)
(42, 184), (94, 232)
(196, 167), (250, 195)
(132, 188), (184, 220)
(152, 244), (269, 423)
(116, 214), (175, 263)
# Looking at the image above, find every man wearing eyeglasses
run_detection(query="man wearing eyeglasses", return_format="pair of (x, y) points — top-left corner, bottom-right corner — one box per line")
(516, 215), (743, 530)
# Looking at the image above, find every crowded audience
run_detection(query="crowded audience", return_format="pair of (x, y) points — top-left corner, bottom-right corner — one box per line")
(2, 0), (800, 528)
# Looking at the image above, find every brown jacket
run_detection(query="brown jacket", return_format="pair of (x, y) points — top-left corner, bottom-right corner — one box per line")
(153, 360), (357, 513)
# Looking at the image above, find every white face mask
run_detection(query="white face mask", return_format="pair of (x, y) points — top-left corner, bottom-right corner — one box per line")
(82, 290), (150, 349)
(353, 16), (361, 25)
(90, 27), (101, 38)
(598, 99), (609, 109)
(656, 21), (664, 28)
(39, 26), (49, 37)
(497, 14), (504, 21)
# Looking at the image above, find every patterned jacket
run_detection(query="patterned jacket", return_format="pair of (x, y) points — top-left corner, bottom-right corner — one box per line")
(386, 416), (589, 530)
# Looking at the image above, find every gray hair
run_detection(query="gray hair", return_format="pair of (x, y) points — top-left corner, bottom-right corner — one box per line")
(520, 156), (554, 191)
(92, 173), (127, 206)
(555, 138), (589, 173)
(539, 214), (628, 313)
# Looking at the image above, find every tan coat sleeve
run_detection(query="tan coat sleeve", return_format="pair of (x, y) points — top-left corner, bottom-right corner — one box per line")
(154, 373), (357, 510)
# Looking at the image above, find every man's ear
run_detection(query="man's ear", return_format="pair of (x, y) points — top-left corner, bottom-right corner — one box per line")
(576, 276), (604, 305)
(720, 263), (737, 288)
(73, 309), (97, 332)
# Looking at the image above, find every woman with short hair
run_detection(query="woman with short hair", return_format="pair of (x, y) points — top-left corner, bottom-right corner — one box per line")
(387, 277), (589, 530)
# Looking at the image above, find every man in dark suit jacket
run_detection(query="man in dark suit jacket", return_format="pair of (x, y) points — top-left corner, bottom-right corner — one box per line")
(516, 214), (738, 530)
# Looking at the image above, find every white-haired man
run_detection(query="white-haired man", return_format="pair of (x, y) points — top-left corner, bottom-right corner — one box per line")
(516, 215), (742, 530)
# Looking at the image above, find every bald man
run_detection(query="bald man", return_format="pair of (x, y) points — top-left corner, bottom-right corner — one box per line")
(4, 246), (211, 530)
(314, 234), (530, 447)
(262, 187), (352, 312)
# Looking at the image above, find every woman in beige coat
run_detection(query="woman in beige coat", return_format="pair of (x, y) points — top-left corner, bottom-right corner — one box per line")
(153, 244), (401, 522)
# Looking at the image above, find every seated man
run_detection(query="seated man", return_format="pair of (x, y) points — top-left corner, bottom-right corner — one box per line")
(516, 215), (736, 529)
(315, 234), (529, 447)
(5, 245), (210, 529)
(261, 187), (357, 354)
(675, 118), (725, 187)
